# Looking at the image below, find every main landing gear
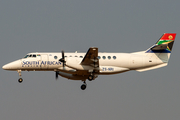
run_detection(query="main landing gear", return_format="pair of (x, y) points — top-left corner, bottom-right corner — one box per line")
(18, 78), (23, 83)
(81, 81), (87, 90)
(17, 70), (23, 83)
(80, 74), (95, 90)
(88, 75), (94, 81)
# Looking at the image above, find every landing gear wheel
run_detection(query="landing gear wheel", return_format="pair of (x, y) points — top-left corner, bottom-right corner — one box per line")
(81, 84), (86, 90)
(81, 81), (87, 90)
(18, 78), (23, 83)
(88, 75), (94, 81)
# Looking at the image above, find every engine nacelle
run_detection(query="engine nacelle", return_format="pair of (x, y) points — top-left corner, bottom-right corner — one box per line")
(58, 66), (77, 74)
(58, 71), (88, 80)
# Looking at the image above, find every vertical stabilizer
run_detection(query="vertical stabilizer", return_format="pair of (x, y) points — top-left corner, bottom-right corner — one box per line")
(136, 33), (176, 72)
(146, 33), (176, 53)
(146, 33), (176, 61)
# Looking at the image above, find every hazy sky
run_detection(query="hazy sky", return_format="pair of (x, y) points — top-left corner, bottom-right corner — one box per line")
(0, 0), (180, 120)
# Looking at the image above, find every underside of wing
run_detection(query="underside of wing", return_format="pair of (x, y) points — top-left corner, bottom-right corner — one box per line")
(80, 47), (99, 69)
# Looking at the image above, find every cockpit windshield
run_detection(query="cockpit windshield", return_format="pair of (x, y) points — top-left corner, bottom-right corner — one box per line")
(23, 54), (37, 58)
(24, 55), (29, 58)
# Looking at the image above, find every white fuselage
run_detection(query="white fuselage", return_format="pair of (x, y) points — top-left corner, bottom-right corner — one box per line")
(2, 52), (165, 75)
(1, 33), (175, 90)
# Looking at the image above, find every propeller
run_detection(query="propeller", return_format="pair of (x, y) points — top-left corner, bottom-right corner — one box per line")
(59, 50), (66, 67)
(56, 50), (66, 80)
(55, 71), (59, 80)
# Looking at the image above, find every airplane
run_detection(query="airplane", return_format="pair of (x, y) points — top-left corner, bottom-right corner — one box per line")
(2, 33), (176, 90)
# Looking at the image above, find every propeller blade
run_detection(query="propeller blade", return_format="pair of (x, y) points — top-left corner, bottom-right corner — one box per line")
(59, 50), (65, 67)
(56, 71), (59, 80)
(62, 50), (64, 59)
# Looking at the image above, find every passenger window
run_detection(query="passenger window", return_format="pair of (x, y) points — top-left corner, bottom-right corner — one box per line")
(29, 54), (32, 57)
(97, 56), (101, 59)
(113, 56), (116, 59)
(75, 56), (77, 57)
(108, 56), (111, 59)
(33, 55), (36, 57)
(80, 56), (83, 58)
(54, 56), (58, 59)
(102, 56), (106, 59)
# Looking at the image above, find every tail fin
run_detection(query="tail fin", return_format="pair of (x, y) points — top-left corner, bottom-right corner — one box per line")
(135, 33), (176, 72)
(146, 33), (176, 53)
(146, 33), (176, 62)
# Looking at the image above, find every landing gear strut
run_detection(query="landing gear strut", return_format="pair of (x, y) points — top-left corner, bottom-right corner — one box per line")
(81, 81), (87, 90)
(17, 70), (23, 83)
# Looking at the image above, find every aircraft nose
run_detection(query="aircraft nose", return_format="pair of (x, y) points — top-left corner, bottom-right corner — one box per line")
(2, 64), (8, 70)
(2, 60), (21, 70)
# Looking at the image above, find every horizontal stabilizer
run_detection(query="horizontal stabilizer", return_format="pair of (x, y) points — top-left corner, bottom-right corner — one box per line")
(136, 63), (168, 72)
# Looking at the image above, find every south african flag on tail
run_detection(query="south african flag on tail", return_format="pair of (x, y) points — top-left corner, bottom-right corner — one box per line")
(146, 33), (176, 53)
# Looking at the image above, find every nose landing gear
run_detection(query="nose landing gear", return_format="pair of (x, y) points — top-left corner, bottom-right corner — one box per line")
(17, 70), (23, 83)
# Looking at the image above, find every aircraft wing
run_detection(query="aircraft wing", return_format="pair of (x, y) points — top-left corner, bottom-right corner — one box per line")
(80, 47), (99, 69)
